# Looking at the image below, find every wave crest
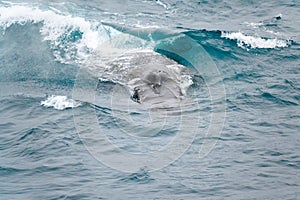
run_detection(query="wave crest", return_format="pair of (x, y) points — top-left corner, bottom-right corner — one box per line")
(221, 31), (291, 49)
(0, 5), (119, 64)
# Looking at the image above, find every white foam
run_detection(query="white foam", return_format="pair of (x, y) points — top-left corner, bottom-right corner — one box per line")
(244, 22), (264, 28)
(155, 0), (169, 10)
(41, 95), (81, 110)
(221, 31), (290, 49)
(0, 5), (119, 63)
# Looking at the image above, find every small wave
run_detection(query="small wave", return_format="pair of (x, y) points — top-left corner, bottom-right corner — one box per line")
(41, 95), (81, 110)
(221, 31), (291, 49)
(118, 168), (154, 184)
(154, 0), (170, 10)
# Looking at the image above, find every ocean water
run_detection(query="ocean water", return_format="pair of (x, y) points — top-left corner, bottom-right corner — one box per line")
(0, 0), (299, 199)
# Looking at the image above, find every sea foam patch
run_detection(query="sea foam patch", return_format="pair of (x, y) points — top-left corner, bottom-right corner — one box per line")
(41, 95), (81, 110)
(221, 31), (290, 49)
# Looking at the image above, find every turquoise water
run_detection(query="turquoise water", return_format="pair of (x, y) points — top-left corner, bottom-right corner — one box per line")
(0, 0), (299, 199)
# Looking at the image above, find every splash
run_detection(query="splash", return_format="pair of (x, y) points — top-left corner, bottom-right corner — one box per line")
(41, 95), (81, 110)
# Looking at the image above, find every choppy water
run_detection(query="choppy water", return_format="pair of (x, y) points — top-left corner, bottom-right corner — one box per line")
(0, 0), (299, 199)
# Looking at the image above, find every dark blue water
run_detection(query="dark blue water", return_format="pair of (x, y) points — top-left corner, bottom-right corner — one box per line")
(0, 0), (299, 199)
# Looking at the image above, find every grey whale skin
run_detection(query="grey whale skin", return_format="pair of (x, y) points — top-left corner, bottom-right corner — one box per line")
(131, 69), (184, 103)
(108, 51), (192, 105)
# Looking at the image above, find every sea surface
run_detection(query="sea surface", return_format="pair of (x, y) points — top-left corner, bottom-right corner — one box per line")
(0, 0), (299, 199)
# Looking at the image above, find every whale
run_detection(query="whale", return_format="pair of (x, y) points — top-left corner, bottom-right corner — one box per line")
(87, 23), (202, 106)
(103, 50), (193, 106)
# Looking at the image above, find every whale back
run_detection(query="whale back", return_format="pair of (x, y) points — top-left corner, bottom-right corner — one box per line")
(86, 35), (195, 107)
(113, 51), (192, 105)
